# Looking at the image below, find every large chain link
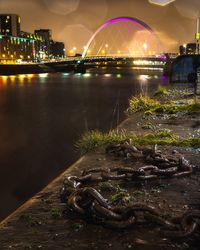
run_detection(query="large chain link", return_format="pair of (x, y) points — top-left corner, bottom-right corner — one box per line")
(60, 141), (200, 238)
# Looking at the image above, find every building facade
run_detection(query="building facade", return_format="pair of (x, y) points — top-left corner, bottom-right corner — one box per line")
(0, 34), (35, 63)
(20, 31), (45, 61)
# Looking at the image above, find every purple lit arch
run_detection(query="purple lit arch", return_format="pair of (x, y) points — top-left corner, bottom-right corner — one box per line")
(82, 16), (160, 58)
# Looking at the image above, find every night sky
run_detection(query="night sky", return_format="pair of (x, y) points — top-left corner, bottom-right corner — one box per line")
(0, 0), (199, 53)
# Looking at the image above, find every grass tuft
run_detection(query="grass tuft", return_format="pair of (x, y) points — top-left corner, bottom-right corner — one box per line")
(76, 130), (182, 154)
(50, 208), (61, 219)
(76, 130), (127, 154)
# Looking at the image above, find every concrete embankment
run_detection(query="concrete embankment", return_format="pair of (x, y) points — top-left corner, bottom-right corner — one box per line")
(0, 89), (200, 250)
(0, 62), (75, 75)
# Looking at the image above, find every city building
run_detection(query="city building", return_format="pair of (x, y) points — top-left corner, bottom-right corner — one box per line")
(179, 43), (199, 55)
(50, 40), (65, 59)
(0, 14), (66, 63)
(186, 43), (197, 54)
(0, 14), (20, 37)
(179, 45), (186, 55)
(34, 29), (52, 60)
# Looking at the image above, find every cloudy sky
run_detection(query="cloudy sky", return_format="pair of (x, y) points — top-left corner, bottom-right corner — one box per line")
(0, 0), (199, 53)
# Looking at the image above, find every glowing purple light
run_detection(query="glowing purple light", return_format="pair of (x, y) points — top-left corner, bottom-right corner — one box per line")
(104, 17), (153, 32)
(82, 17), (158, 58)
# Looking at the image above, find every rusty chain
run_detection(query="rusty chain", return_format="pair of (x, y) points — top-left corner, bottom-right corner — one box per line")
(60, 141), (200, 238)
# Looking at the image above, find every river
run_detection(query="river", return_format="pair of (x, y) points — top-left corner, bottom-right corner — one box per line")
(0, 70), (167, 221)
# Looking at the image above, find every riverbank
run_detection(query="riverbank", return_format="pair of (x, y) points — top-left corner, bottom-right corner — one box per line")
(0, 86), (200, 250)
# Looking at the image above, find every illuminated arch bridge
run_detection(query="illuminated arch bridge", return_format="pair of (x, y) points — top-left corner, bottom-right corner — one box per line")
(82, 17), (160, 59)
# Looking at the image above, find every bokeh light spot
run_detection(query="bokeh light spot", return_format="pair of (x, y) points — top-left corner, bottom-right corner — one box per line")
(148, 0), (176, 6)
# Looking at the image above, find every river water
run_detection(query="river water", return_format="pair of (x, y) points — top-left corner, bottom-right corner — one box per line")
(0, 70), (167, 221)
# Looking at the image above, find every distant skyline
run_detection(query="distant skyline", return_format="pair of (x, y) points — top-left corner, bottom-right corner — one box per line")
(0, 0), (199, 53)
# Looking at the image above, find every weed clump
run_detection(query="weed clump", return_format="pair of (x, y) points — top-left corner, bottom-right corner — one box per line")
(111, 192), (129, 202)
(187, 98), (200, 112)
(154, 85), (169, 97)
(127, 95), (200, 116)
(127, 95), (160, 115)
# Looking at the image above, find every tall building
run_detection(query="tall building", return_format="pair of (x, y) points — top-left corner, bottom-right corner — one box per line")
(0, 14), (20, 37)
(34, 29), (52, 59)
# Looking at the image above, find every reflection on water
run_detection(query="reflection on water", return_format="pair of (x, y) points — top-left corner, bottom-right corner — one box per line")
(0, 73), (49, 88)
(0, 71), (168, 221)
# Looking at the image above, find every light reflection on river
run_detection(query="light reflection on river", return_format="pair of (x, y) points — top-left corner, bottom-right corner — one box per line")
(0, 71), (168, 221)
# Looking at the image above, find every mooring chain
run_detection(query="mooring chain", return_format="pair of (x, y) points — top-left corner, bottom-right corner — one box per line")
(105, 140), (198, 176)
(60, 143), (200, 238)
(69, 162), (192, 183)
(60, 175), (200, 237)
